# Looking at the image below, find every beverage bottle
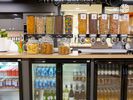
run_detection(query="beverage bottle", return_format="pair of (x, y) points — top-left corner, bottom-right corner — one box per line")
(34, 90), (40, 100)
(81, 71), (86, 82)
(73, 70), (77, 81)
(80, 84), (86, 100)
(68, 84), (74, 100)
(74, 84), (80, 100)
(43, 90), (46, 100)
(63, 85), (69, 100)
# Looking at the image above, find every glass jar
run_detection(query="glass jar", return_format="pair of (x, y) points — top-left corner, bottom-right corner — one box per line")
(54, 16), (63, 34)
(109, 14), (119, 34)
(40, 35), (54, 54)
(99, 14), (109, 34)
(65, 15), (73, 34)
(78, 13), (87, 35)
(119, 14), (129, 34)
(89, 14), (98, 34)
(26, 38), (39, 54)
(27, 16), (35, 34)
(46, 16), (55, 34)
(35, 16), (45, 34)
(58, 38), (70, 55)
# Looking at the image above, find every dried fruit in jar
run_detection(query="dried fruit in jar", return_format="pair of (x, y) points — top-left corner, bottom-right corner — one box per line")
(109, 14), (119, 34)
(65, 15), (73, 34)
(78, 14), (87, 35)
(119, 14), (129, 34)
(89, 14), (98, 34)
(27, 16), (35, 34)
(35, 16), (45, 34)
(27, 43), (39, 54)
(40, 43), (53, 54)
(46, 16), (54, 34)
(99, 14), (109, 34)
(59, 46), (70, 55)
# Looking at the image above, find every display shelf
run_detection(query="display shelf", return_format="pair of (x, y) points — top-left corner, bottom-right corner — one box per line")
(0, 88), (19, 92)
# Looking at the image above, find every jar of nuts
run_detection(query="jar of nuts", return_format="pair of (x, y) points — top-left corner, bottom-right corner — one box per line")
(40, 35), (54, 54)
(26, 37), (39, 54)
(58, 38), (70, 55)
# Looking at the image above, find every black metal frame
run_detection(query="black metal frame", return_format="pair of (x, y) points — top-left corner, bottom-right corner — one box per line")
(0, 58), (23, 100)
(93, 59), (126, 100)
(29, 58), (91, 100)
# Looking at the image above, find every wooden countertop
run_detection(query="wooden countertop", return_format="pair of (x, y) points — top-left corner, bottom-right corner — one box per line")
(0, 52), (133, 59)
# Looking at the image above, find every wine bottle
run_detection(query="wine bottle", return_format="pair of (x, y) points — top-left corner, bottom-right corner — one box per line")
(80, 84), (86, 100)
(63, 85), (69, 100)
(74, 84), (80, 100)
(69, 84), (74, 100)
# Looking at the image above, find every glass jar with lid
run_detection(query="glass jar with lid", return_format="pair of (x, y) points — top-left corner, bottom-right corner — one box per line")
(26, 37), (39, 54)
(40, 35), (54, 54)
(58, 38), (70, 55)
(99, 14), (109, 34)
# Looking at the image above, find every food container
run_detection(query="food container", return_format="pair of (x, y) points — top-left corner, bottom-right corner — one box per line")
(99, 14), (109, 34)
(46, 16), (55, 34)
(54, 16), (63, 34)
(58, 38), (70, 55)
(26, 38), (39, 54)
(40, 35), (54, 54)
(35, 16), (45, 34)
(27, 16), (35, 34)
(119, 14), (129, 34)
(65, 15), (73, 34)
(109, 14), (119, 34)
(89, 14), (98, 34)
(78, 13), (87, 35)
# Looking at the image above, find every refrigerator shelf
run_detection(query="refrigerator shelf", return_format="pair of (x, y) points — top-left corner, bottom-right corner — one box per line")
(0, 76), (18, 78)
(0, 88), (19, 92)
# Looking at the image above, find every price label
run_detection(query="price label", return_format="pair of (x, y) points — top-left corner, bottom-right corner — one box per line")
(80, 14), (86, 20)
(102, 14), (107, 20)
(124, 14), (129, 20)
(91, 14), (97, 19)
(113, 14), (119, 20)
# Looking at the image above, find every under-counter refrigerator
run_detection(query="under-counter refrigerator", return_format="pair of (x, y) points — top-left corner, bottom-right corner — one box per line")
(30, 59), (90, 100)
(94, 60), (125, 100)
(0, 59), (22, 100)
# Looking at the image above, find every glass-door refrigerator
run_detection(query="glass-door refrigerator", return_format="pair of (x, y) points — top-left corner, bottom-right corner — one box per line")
(30, 60), (57, 100)
(127, 64), (133, 100)
(0, 59), (22, 100)
(94, 60), (124, 100)
(62, 59), (90, 100)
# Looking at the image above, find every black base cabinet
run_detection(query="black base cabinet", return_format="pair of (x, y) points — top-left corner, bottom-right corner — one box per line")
(29, 59), (91, 100)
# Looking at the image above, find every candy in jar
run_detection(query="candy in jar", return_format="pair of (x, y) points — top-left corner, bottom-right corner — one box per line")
(65, 15), (73, 34)
(46, 16), (55, 34)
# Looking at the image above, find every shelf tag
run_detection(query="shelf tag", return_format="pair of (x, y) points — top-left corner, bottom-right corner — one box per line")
(80, 14), (86, 20)
(91, 14), (97, 19)
(113, 14), (119, 20)
(102, 14), (107, 20)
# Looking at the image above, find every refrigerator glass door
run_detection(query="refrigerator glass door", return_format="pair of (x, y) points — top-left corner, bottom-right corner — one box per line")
(32, 63), (56, 100)
(127, 65), (133, 100)
(97, 63), (121, 100)
(63, 63), (87, 100)
(0, 62), (20, 100)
